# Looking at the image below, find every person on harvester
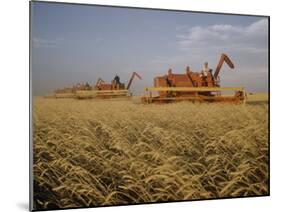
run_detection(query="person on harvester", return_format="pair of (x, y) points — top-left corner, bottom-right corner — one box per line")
(113, 74), (121, 89)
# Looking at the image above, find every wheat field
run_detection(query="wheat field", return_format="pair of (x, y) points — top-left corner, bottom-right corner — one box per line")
(32, 97), (269, 210)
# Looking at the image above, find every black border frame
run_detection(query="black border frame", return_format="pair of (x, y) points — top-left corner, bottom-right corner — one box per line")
(29, 1), (270, 211)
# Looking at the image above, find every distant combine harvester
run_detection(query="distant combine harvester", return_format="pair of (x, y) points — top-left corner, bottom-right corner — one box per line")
(46, 72), (141, 99)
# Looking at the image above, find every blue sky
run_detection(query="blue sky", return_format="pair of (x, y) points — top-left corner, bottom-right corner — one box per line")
(31, 2), (269, 95)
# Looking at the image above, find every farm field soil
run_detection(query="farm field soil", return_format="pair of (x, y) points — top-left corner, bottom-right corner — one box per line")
(32, 97), (269, 210)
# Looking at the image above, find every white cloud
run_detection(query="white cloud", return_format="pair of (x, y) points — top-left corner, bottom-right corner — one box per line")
(177, 19), (268, 54)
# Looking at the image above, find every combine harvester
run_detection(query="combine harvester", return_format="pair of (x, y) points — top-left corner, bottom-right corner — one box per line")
(75, 72), (142, 99)
(51, 83), (91, 98)
(142, 53), (246, 104)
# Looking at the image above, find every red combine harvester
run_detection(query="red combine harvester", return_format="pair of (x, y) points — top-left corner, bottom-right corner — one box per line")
(75, 72), (142, 99)
(93, 72), (141, 91)
(142, 53), (245, 104)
